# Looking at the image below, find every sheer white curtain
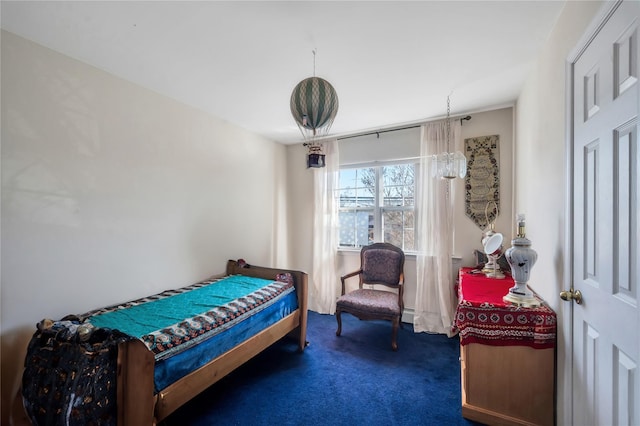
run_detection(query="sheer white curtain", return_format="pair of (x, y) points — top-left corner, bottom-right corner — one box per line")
(309, 139), (340, 314)
(414, 121), (460, 336)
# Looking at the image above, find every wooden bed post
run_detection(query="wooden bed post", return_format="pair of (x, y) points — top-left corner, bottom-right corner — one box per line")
(117, 339), (156, 426)
(297, 272), (309, 352)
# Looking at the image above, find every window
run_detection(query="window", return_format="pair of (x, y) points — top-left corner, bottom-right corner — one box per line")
(337, 162), (416, 252)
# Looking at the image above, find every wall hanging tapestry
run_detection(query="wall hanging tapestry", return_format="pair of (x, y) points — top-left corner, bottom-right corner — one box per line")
(465, 135), (500, 229)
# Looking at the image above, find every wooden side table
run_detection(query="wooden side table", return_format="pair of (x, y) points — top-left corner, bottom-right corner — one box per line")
(454, 268), (556, 426)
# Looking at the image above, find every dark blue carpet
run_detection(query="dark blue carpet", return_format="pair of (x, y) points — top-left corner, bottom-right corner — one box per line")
(164, 311), (484, 426)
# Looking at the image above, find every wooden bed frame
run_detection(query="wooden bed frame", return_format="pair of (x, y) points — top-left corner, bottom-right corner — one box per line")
(115, 260), (308, 425)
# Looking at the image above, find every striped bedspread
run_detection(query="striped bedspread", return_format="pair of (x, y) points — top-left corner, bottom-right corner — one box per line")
(85, 274), (294, 361)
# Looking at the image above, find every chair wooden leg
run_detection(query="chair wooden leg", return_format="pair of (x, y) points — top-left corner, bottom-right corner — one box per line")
(336, 309), (342, 336)
(391, 317), (399, 351)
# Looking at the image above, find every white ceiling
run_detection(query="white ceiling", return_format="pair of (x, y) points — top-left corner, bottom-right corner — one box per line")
(1, 1), (566, 144)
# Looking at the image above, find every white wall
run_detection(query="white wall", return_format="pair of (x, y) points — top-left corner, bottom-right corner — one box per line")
(286, 107), (514, 317)
(452, 108), (514, 267)
(514, 1), (603, 424)
(1, 30), (289, 421)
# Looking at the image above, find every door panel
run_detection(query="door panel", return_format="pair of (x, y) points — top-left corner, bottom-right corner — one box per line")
(584, 140), (599, 281)
(572, 2), (639, 425)
(614, 346), (637, 425)
(614, 123), (637, 303)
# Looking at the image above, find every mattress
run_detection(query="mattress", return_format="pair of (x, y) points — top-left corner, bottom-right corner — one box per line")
(85, 274), (298, 391)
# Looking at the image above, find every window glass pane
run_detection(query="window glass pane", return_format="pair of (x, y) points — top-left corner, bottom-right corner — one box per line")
(382, 164), (414, 207)
(356, 211), (374, 247)
(404, 185), (415, 207)
(357, 168), (376, 192)
(339, 210), (373, 248)
(338, 167), (375, 208)
(339, 190), (360, 208)
(382, 164), (414, 187)
(404, 229), (415, 251)
(338, 189), (351, 208)
(383, 185), (402, 206)
(383, 210), (403, 248)
(355, 188), (375, 207)
(339, 190), (375, 208)
(339, 168), (358, 189)
(403, 211), (415, 251)
(383, 209), (415, 251)
(339, 211), (356, 247)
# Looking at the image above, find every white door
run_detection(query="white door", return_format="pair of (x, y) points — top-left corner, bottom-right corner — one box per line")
(570, 1), (639, 425)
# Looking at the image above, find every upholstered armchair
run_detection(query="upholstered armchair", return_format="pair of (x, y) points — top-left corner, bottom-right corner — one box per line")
(335, 242), (405, 351)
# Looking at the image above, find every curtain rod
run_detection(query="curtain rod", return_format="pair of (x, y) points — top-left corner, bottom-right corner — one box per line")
(337, 115), (472, 141)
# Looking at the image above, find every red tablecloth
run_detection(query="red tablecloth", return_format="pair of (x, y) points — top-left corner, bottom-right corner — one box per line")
(453, 268), (556, 349)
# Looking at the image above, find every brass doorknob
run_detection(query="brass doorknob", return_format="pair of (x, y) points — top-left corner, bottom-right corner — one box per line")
(560, 289), (583, 304)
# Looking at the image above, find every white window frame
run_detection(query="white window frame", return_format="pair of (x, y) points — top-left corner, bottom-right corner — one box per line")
(337, 159), (418, 253)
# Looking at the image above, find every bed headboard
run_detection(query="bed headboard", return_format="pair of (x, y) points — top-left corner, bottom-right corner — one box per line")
(225, 259), (308, 311)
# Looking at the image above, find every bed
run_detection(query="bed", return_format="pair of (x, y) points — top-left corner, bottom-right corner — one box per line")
(21, 260), (308, 425)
